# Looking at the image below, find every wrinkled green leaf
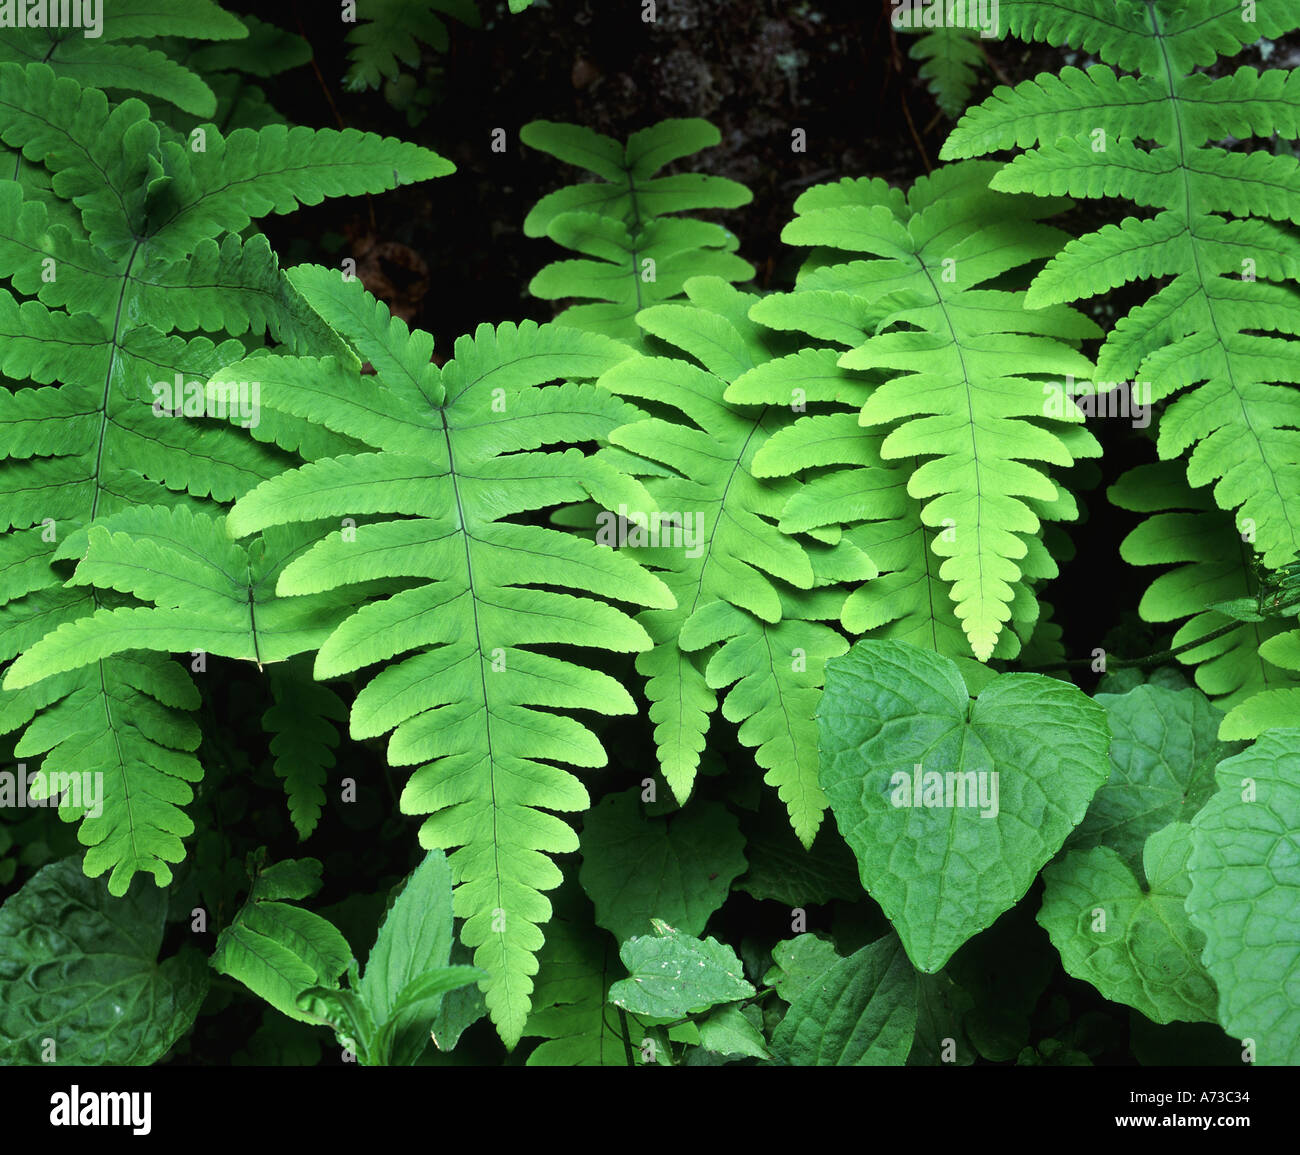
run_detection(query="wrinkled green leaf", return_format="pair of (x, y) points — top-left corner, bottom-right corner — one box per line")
(1039, 823), (1218, 1025)
(770, 933), (917, 1065)
(0, 857), (207, 1064)
(609, 920), (754, 1019)
(579, 788), (746, 941)
(819, 640), (1111, 971)
(1187, 730), (1300, 1064)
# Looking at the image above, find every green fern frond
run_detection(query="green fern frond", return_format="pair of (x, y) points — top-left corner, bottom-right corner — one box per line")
(0, 650), (202, 897)
(943, 0), (1300, 569)
(1109, 461), (1300, 715)
(343, 0), (480, 92)
(4, 505), (357, 686)
(596, 277), (875, 843)
(522, 119), (754, 351)
(151, 15), (312, 136)
(0, 504), (356, 890)
(0, 61), (449, 897)
(895, 10), (992, 120)
(752, 161), (1100, 660)
(220, 266), (673, 1047)
(265, 658), (346, 841)
(0, 0), (246, 117)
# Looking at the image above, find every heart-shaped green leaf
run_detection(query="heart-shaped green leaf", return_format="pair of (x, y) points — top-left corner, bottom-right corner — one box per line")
(819, 640), (1110, 971)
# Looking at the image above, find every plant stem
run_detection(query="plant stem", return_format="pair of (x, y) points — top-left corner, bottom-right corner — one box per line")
(1023, 621), (1243, 672)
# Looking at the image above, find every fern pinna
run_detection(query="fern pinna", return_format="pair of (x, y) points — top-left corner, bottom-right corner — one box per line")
(0, 47), (452, 896)
(522, 119), (754, 351)
(942, 0), (1300, 705)
(1108, 461), (1300, 736)
(184, 266), (673, 1047)
(747, 161), (1101, 664)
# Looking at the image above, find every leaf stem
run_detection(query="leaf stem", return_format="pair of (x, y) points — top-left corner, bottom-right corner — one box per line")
(616, 1006), (635, 1067)
(1023, 620), (1243, 673)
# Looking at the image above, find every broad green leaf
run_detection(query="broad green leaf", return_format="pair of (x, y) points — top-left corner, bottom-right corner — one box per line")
(0, 857), (207, 1064)
(608, 920), (754, 1019)
(1069, 685), (1235, 871)
(734, 797), (862, 907)
(1187, 730), (1300, 1064)
(1039, 823), (1218, 1025)
(522, 916), (642, 1066)
(770, 933), (917, 1065)
(818, 639), (1111, 971)
(763, 934), (842, 1005)
(579, 788), (747, 941)
(697, 1004), (772, 1060)
(359, 850), (456, 1026)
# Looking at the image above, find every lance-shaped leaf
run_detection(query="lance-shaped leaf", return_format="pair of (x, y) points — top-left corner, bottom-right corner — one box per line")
(223, 266), (673, 1048)
(357, 849), (486, 1064)
(819, 639), (1111, 971)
